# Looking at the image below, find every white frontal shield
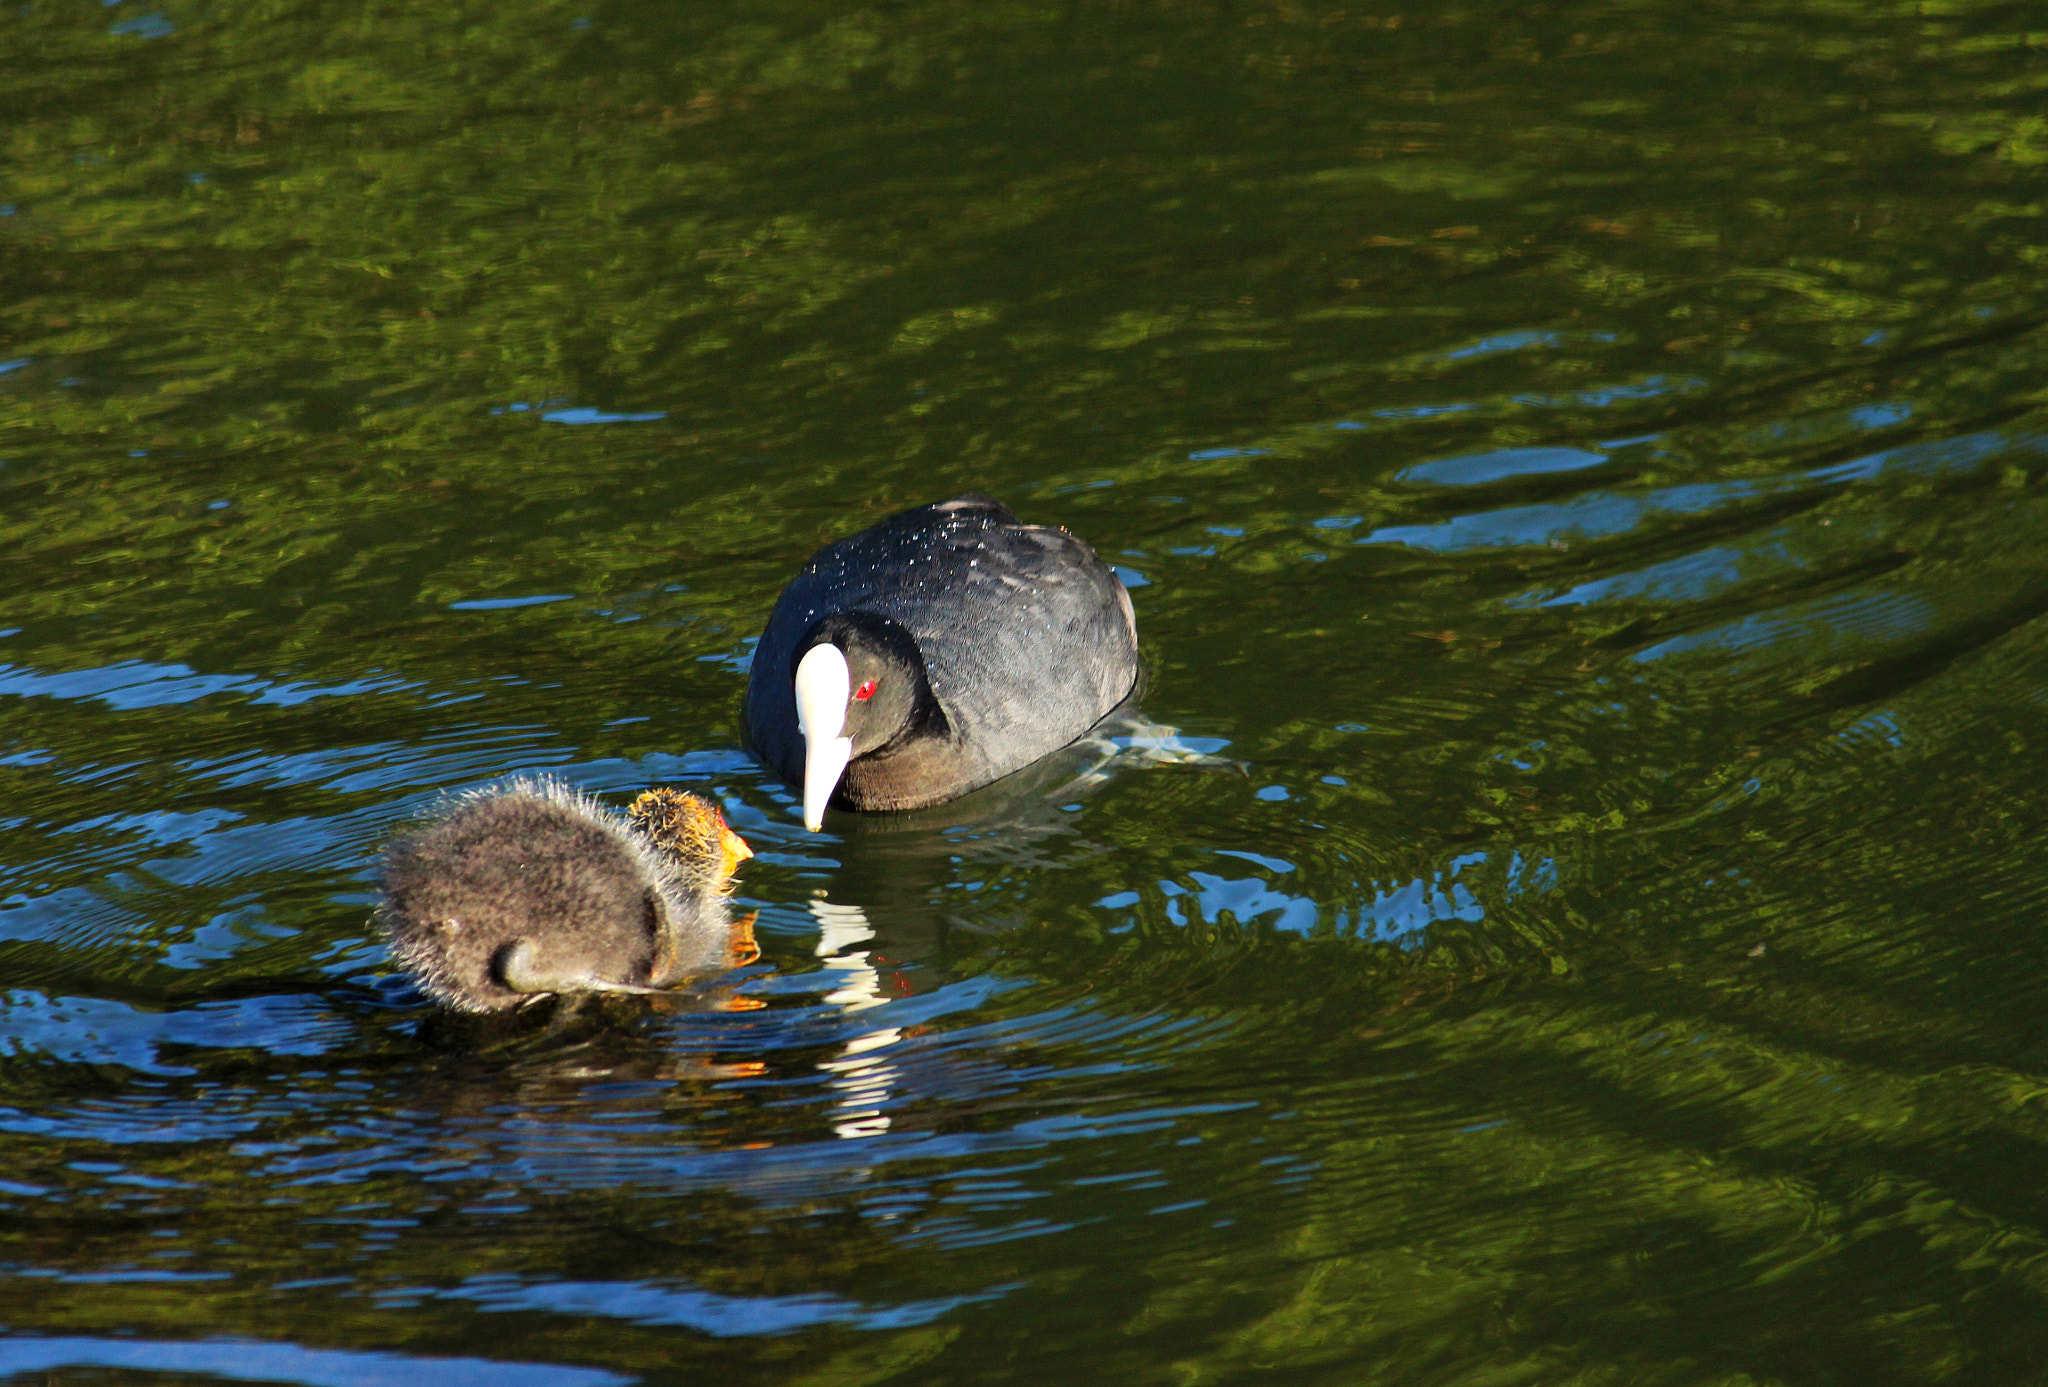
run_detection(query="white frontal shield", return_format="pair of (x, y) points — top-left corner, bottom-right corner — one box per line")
(794, 643), (854, 832)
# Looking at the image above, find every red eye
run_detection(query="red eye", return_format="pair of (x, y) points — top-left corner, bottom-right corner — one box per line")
(853, 680), (878, 701)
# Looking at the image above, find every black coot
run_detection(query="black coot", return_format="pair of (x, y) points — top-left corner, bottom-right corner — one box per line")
(744, 495), (1140, 830)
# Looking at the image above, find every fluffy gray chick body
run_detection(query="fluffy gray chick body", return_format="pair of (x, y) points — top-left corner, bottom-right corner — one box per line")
(379, 778), (734, 1013)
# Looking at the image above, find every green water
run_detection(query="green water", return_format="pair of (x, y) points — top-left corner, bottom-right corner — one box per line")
(4, 0), (2048, 1381)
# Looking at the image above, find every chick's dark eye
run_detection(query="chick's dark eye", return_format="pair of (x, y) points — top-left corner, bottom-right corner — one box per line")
(854, 680), (878, 701)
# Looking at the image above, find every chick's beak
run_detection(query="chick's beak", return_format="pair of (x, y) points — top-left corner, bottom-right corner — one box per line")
(717, 820), (754, 884)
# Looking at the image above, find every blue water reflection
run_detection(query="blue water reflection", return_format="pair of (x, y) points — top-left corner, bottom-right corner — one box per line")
(1106, 847), (1562, 947)
(1633, 589), (1939, 664)
(0, 1337), (630, 1387)
(1367, 426), (2048, 554)
(439, 1274), (1018, 1335)
(0, 660), (421, 710)
(1400, 446), (1610, 486)
(0, 991), (345, 1078)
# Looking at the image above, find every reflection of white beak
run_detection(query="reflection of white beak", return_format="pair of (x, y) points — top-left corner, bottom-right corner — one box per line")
(794, 644), (854, 832)
(811, 899), (897, 1139)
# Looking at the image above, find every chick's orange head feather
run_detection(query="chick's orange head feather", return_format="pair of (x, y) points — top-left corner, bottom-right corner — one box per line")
(628, 787), (753, 892)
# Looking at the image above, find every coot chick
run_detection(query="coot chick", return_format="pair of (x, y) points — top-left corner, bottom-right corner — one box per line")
(744, 494), (1139, 830)
(379, 778), (753, 1013)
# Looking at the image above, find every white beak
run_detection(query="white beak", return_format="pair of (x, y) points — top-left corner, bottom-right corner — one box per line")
(795, 643), (854, 832)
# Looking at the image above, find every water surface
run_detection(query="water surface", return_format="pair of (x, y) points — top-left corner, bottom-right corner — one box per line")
(5, 0), (2048, 1381)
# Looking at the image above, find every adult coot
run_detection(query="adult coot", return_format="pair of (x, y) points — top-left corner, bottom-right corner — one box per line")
(744, 494), (1139, 830)
(379, 779), (753, 1012)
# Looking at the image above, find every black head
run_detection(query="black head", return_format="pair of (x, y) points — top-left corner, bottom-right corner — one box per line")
(790, 611), (950, 829)
(799, 611), (946, 759)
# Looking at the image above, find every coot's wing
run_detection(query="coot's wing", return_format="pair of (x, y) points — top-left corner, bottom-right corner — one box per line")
(870, 514), (1139, 788)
